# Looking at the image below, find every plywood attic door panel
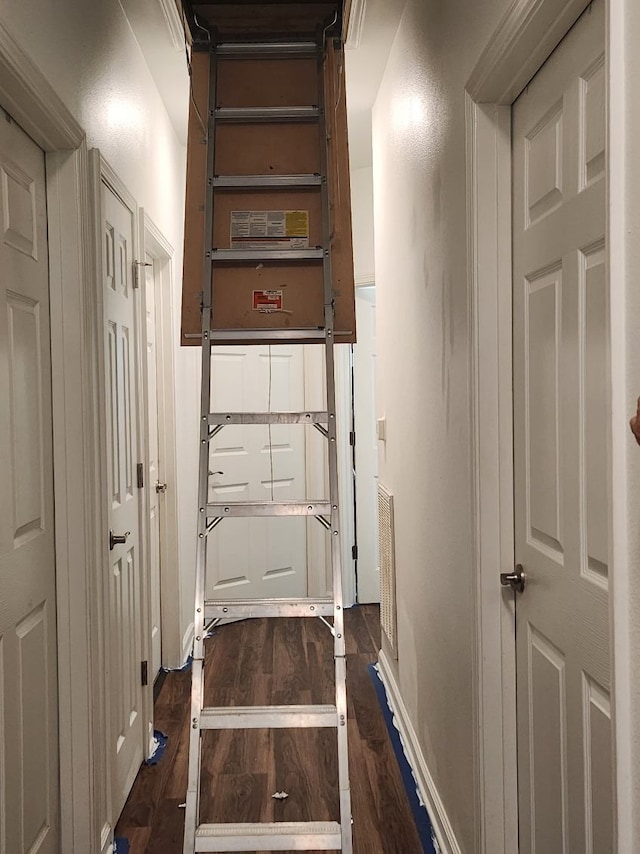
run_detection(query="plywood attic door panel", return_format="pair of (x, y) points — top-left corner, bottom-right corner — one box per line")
(181, 38), (355, 345)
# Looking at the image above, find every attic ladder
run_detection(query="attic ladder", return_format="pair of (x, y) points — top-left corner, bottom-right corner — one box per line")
(183, 26), (353, 854)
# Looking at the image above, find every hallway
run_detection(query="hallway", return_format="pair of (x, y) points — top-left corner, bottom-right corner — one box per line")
(115, 606), (424, 853)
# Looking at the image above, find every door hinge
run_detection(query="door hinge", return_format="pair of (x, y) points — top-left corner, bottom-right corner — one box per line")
(141, 660), (148, 687)
(349, 431), (355, 446)
(137, 462), (144, 489)
(132, 259), (151, 289)
(352, 544), (358, 561)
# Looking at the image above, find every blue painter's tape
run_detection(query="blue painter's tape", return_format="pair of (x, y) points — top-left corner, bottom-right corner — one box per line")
(145, 730), (169, 765)
(368, 663), (438, 854)
(113, 837), (130, 854)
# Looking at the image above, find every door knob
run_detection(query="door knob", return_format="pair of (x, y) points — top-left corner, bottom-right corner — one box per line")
(500, 564), (526, 593)
(156, 481), (168, 494)
(109, 530), (130, 551)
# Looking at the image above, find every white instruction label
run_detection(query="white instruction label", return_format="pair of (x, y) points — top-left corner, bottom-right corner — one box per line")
(230, 210), (309, 250)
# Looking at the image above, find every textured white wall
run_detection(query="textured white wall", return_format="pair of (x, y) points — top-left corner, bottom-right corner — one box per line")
(0, 0), (196, 661)
(372, 0), (512, 848)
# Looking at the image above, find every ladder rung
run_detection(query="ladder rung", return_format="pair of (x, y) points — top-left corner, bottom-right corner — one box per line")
(208, 411), (329, 425)
(184, 329), (328, 341)
(216, 42), (318, 57)
(211, 248), (324, 262)
(206, 500), (331, 518)
(205, 328), (327, 341)
(214, 106), (321, 123)
(200, 704), (337, 729)
(213, 173), (322, 188)
(194, 821), (342, 852)
(204, 597), (334, 619)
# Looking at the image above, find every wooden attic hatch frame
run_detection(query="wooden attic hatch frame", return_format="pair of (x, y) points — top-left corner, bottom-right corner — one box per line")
(180, 0), (356, 346)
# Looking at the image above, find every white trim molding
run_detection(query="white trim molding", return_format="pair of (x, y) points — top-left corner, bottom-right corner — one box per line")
(465, 94), (518, 854)
(467, 0), (590, 104)
(157, 0), (186, 52)
(344, 0), (367, 49)
(142, 212), (184, 670)
(377, 651), (462, 854)
(0, 19), (83, 151)
(608, 1), (640, 850)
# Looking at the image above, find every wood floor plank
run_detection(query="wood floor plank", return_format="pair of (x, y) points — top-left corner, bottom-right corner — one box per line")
(115, 605), (423, 853)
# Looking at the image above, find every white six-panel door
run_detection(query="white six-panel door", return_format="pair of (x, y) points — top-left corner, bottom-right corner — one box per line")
(0, 111), (59, 854)
(512, 2), (612, 851)
(207, 345), (308, 599)
(102, 179), (145, 818)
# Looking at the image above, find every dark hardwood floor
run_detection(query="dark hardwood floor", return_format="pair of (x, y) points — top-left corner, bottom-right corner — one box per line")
(115, 605), (423, 853)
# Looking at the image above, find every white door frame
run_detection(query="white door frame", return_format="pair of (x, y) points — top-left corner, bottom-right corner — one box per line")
(0, 21), (110, 854)
(467, 0), (638, 850)
(141, 212), (183, 670)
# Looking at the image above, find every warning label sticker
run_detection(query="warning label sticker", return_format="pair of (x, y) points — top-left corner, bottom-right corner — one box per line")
(231, 210), (309, 250)
(253, 289), (284, 313)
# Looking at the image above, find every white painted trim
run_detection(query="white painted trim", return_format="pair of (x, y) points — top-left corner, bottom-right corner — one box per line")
(465, 97), (518, 854)
(89, 147), (116, 845)
(467, 0), (590, 104)
(157, 0), (186, 52)
(465, 2), (592, 851)
(48, 143), (106, 854)
(336, 344), (356, 607)
(142, 212), (183, 670)
(0, 20), (83, 151)
(377, 650), (462, 854)
(345, 0), (367, 50)
(608, 2), (640, 849)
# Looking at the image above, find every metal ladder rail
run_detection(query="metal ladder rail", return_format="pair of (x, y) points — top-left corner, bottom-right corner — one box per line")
(183, 31), (353, 854)
(316, 31), (353, 854)
(183, 30), (218, 852)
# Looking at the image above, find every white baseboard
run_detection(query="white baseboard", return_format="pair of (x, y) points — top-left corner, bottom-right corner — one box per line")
(377, 650), (463, 854)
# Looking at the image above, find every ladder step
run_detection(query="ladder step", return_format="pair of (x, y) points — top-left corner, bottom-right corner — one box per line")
(200, 704), (338, 729)
(206, 500), (331, 518)
(207, 328), (327, 341)
(213, 173), (322, 188)
(214, 106), (321, 123)
(211, 248), (324, 262)
(205, 597), (334, 618)
(208, 411), (329, 425)
(194, 821), (342, 852)
(216, 41), (319, 57)
(184, 328), (328, 342)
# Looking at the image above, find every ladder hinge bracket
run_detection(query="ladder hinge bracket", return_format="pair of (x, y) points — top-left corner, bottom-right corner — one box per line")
(141, 660), (148, 687)
(137, 463), (144, 489)
(352, 544), (358, 561)
(349, 431), (355, 446)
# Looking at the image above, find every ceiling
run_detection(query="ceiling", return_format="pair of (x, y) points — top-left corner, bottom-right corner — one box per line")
(122, 0), (406, 166)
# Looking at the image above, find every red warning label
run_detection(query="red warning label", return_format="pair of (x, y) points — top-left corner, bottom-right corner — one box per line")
(252, 289), (284, 312)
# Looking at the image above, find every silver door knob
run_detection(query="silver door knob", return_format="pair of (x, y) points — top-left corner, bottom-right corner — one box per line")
(109, 530), (130, 551)
(156, 481), (168, 493)
(500, 564), (526, 593)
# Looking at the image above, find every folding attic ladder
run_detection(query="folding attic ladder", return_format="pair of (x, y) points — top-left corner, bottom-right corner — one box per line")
(183, 26), (353, 854)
